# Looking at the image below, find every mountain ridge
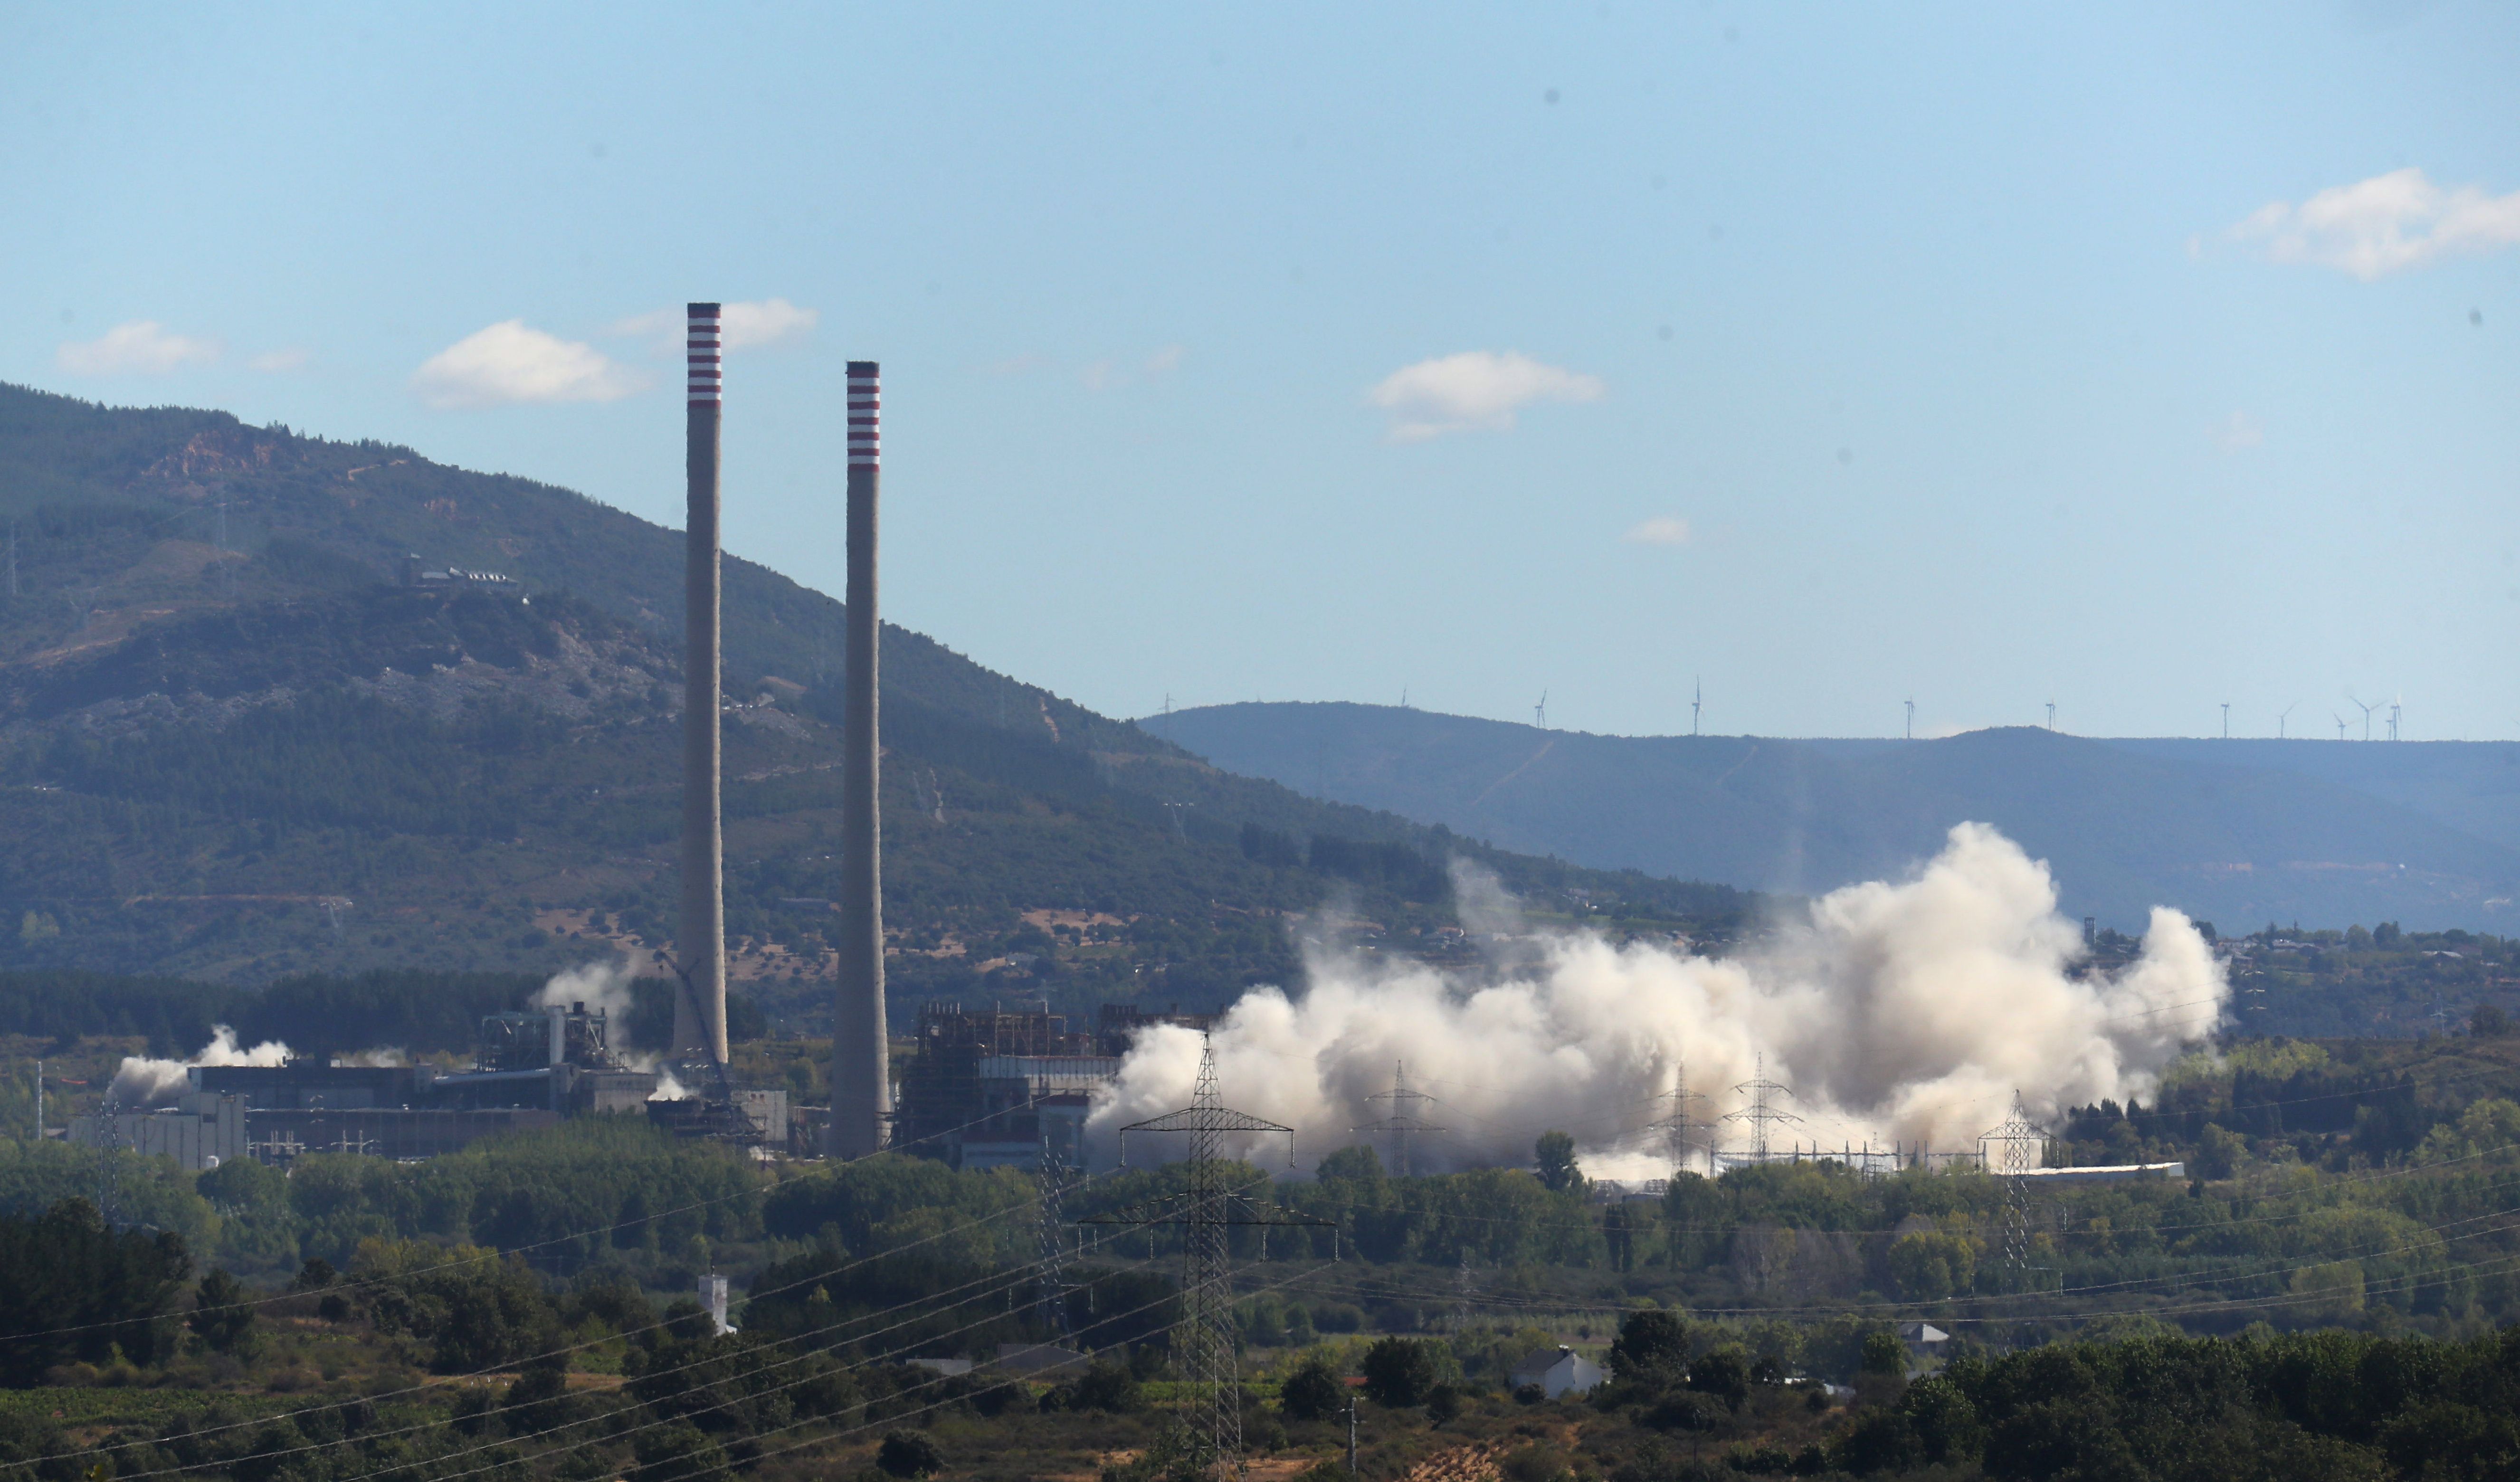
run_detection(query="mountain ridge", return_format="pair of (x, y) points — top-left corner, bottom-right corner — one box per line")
(0, 383), (1750, 1009)
(1150, 700), (2520, 932)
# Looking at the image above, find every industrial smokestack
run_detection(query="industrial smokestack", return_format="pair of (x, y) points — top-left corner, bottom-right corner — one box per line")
(829, 360), (890, 1157)
(673, 303), (729, 1066)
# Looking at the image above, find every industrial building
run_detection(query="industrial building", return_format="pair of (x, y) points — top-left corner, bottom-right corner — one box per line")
(73, 1003), (664, 1170)
(890, 1002), (1206, 1170)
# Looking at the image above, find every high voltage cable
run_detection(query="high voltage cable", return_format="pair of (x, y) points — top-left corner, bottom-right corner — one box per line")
(424, 1260), (1336, 1482)
(0, 1092), (1066, 1350)
(62, 1167), (1290, 1477)
(130, 1233), (1321, 1482)
(606, 1236), (2520, 1482)
(96, 1228), (1138, 1481)
(42, 1146), (1146, 1465)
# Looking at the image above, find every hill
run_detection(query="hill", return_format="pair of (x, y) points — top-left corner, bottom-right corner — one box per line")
(0, 383), (1749, 1026)
(1151, 702), (2520, 933)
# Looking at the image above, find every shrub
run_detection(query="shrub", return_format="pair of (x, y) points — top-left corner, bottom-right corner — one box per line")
(1607, 1309), (1690, 1386)
(878, 1430), (943, 1479)
(1362, 1337), (1439, 1408)
(189, 1269), (258, 1355)
(1280, 1356), (1346, 1422)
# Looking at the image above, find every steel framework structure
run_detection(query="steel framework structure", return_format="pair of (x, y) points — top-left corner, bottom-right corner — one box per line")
(1643, 1060), (1712, 1177)
(1721, 1054), (1804, 1162)
(1350, 1060), (1446, 1177)
(1085, 1038), (1335, 1479)
(1978, 1092), (2053, 1294)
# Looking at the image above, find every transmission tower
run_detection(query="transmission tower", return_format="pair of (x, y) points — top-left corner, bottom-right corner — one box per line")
(1351, 1060), (1445, 1177)
(1978, 1092), (2052, 1295)
(1035, 1136), (1079, 1340)
(1721, 1054), (1803, 1163)
(95, 1087), (123, 1227)
(1643, 1061), (1712, 1176)
(1085, 1037), (1335, 1479)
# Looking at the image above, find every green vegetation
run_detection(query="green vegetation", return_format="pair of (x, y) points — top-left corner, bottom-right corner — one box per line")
(0, 382), (1747, 1024)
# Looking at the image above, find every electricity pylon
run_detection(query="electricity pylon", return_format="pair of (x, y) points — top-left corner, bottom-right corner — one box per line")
(1351, 1060), (1445, 1177)
(1978, 1092), (2052, 1295)
(1643, 1061), (1712, 1176)
(1722, 1054), (1803, 1163)
(1036, 1136), (1078, 1340)
(1085, 1037), (1335, 1479)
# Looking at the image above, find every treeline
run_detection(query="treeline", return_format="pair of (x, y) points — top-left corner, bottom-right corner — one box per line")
(0, 1193), (1068, 1482)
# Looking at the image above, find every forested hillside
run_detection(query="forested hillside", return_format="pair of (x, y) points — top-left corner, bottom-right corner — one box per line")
(0, 384), (1746, 1026)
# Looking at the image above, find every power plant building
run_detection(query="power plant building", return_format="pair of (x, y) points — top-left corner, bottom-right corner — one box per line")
(74, 1003), (658, 1168)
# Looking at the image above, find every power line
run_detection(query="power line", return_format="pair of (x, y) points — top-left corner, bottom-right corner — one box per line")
(1093, 1036), (1331, 1478)
(1352, 1059), (1446, 1178)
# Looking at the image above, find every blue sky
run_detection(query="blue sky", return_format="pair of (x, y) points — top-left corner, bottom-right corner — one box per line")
(6, 2), (2516, 740)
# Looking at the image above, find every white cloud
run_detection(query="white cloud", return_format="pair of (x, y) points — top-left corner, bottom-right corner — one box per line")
(2213, 411), (2264, 452)
(247, 347), (311, 373)
(57, 321), (221, 375)
(609, 298), (818, 352)
(1367, 350), (1604, 441)
(409, 321), (647, 409)
(2227, 168), (2520, 280)
(1622, 515), (1692, 546)
(720, 298), (818, 350)
(1144, 344), (1184, 375)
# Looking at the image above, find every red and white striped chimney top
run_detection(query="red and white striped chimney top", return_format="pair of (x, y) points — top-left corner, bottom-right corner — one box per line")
(687, 304), (722, 405)
(847, 361), (879, 468)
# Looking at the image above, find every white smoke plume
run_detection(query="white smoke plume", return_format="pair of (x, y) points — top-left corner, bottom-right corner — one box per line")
(533, 960), (683, 1099)
(109, 1025), (293, 1109)
(1088, 824), (2226, 1175)
(533, 958), (637, 1021)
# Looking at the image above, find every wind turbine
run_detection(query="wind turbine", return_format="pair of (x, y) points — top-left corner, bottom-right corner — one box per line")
(2278, 703), (2295, 740)
(2388, 697), (2401, 742)
(2221, 703), (2230, 740)
(1692, 677), (1702, 738)
(2349, 694), (2377, 741)
(2334, 713), (2348, 741)
(1534, 691), (1547, 729)
(1904, 698), (1915, 740)
(2045, 701), (2056, 732)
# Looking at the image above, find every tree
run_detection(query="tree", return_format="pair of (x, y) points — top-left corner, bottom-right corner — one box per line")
(1316, 1145), (1385, 1186)
(1607, 1309), (1690, 1386)
(1860, 1331), (1907, 1378)
(1426, 1384), (1463, 1425)
(1362, 1337), (1439, 1408)
(0, 1198), (192, 1383)
(1534, 1132), (1583, 1195)
(2474, 1004), (2510, 1039)
(190, 1269), (258, 1354)
(878, 1430), (943, 1478)
(1686, 1349), (1749, 1410)
(1280, 1355), (1346, 1422)
(1888, 1232), (1976, 1303)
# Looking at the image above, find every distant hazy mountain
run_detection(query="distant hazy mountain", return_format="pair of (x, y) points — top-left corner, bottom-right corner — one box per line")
(1151, 702), (2520, 932)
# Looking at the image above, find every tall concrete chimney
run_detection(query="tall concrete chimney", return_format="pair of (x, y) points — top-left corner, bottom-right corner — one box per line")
(829, 360), (890, 1157)
(673, 303), (729, 1065)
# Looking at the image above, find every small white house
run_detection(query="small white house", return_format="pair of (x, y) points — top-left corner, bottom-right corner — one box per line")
(1510, 1346), (1604, 1399)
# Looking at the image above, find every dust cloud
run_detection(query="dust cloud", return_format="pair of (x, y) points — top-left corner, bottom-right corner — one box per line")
(1088, 823), (2225, 1175)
